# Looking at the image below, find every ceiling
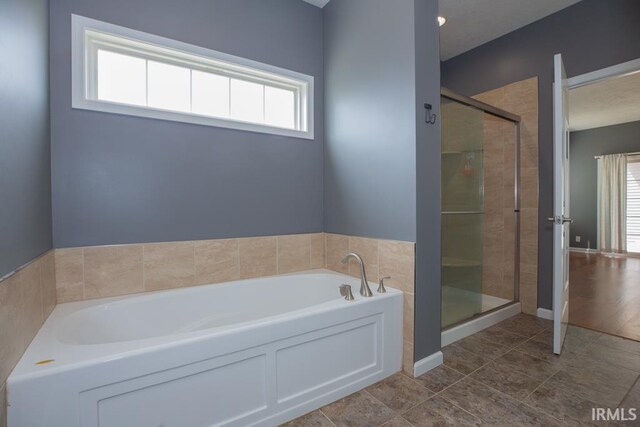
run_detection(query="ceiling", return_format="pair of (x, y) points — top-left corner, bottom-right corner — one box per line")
(438, 0), (582, 60)
(303, 0), (581, 61)
(569, 71), (640, 131)
(303, 0), (583, 60)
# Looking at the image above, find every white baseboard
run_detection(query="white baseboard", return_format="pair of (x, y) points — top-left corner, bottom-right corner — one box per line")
(413, 351), (443, 377)
(569, 247), (599, 254)
(536, 307), (553, 320)
(441, 302), (521, 347)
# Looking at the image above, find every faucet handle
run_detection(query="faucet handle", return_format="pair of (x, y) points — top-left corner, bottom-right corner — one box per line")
(378, 276), (391, 293)
(339, 284), (355, 301)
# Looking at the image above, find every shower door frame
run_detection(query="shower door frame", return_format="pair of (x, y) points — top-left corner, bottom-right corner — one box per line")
(440, 88), (522, 329)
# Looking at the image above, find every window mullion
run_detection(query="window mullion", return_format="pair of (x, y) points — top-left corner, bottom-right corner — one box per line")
(228, 78), (232, 118)
(145, 59), (149, 107)
(189, 69), (193, 113)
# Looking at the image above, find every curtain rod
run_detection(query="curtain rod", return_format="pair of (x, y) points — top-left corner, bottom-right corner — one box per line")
(594, 152), (640, 159)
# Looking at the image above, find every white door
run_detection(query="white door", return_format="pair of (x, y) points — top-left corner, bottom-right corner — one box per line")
(552, 53), (571, 354)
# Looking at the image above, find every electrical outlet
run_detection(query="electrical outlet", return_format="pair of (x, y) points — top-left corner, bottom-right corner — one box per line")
(576, 236), (581, 243)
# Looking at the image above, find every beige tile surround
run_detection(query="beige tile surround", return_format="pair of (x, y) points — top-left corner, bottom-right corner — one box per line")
(0, 250), (57, 427)
(55, 232), (417, 375)
(474, 77), (539, 315)
(55, 234), (326, 302)
(325, 233), (416, 375)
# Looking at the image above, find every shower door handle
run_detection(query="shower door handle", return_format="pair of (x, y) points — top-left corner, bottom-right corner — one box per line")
(547, 216), (573, 224)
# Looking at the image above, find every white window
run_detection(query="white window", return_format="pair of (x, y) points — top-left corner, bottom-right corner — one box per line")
(72, 15), (314, 139)
(627, 158), (640, 253)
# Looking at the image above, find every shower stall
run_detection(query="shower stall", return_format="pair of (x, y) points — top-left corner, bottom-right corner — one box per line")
(440, 88), (520, 330)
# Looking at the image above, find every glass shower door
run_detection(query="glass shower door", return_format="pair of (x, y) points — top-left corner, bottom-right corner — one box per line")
(441, 98), (485, 328)
(440, 92), (519, 329)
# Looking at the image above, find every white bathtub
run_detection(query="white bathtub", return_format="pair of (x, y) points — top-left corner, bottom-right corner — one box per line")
(8, 269), (403, 427)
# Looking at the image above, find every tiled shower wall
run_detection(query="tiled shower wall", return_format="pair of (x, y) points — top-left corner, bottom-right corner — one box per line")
(55, 233), (417, 374)
(0, 251), (57, 426)
(481, 114), (517, 301)
(475, 77), (539, 314)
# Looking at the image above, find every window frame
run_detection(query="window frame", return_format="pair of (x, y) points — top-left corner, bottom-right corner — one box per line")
(71, 14), (314, 139)
(626, 156), (640, 253)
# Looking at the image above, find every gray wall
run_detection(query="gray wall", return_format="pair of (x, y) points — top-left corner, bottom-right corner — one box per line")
(570, 121), (640, 249)
(323, 0), (417, 242)
(50, 0), (324, 248)
(441, 0), (640, 309)
(0, 0), (52, 277)
(324, 0), (442, 361)
(414, 0), (443, 360)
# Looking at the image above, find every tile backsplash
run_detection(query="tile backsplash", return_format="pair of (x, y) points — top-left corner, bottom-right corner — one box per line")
(55, 233), (326, 302)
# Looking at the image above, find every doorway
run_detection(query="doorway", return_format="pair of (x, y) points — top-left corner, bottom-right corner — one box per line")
(556, 58), (640, 344)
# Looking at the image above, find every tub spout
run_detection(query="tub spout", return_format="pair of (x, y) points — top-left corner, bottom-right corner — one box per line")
(340, 253), (373, 297)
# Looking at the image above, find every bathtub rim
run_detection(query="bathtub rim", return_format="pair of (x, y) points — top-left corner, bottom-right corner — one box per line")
(9, 269), (402, 382)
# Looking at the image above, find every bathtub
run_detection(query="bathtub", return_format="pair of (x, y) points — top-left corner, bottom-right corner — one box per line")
(7, 269), (403, 427)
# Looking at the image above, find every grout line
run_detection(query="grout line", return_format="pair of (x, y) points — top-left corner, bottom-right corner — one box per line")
(317, 409), (336, 427)
(377, 239), (380, 282)
(435, 393), (483, 423)
(192, 242), (196, 285)
(276, 236), (280, 274)
(519, 371), (565, 422)
(81, 248), (85, 300)
(518, 399), (564, 423)
(142, 245), (146, 292)
(360, 390), (399, 427)
(521, 367), (557, 402)
(397, 392), (433, 417)
(617, 374), (640, 408)
(396, 414), (417, 426)
(323, 233), (327, 269)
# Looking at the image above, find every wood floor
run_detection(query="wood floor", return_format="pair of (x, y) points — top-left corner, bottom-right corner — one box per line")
(569, 252), (640, 341)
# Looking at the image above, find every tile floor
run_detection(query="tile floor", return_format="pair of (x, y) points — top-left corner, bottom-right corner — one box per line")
(283, 314), (640, 426)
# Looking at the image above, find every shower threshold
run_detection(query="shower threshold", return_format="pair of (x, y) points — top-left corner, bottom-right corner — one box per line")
(441, 300), (521, 347)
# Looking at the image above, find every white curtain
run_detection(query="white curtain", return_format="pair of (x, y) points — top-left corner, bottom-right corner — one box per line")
(598, 153), (627, 253)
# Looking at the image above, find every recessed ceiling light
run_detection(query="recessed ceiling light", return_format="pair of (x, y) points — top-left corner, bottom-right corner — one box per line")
(438, 16), (447, 27)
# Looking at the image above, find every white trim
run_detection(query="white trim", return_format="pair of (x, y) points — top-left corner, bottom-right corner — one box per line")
(441, 302), (521, 347)
(597, 158), (602, 250)
(567, 58), (640, 89)
(413, 351), (443, 377)
(536, 307), (553, 320)
(569, 247), (600, 254)
(71, 14), (314, 140)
